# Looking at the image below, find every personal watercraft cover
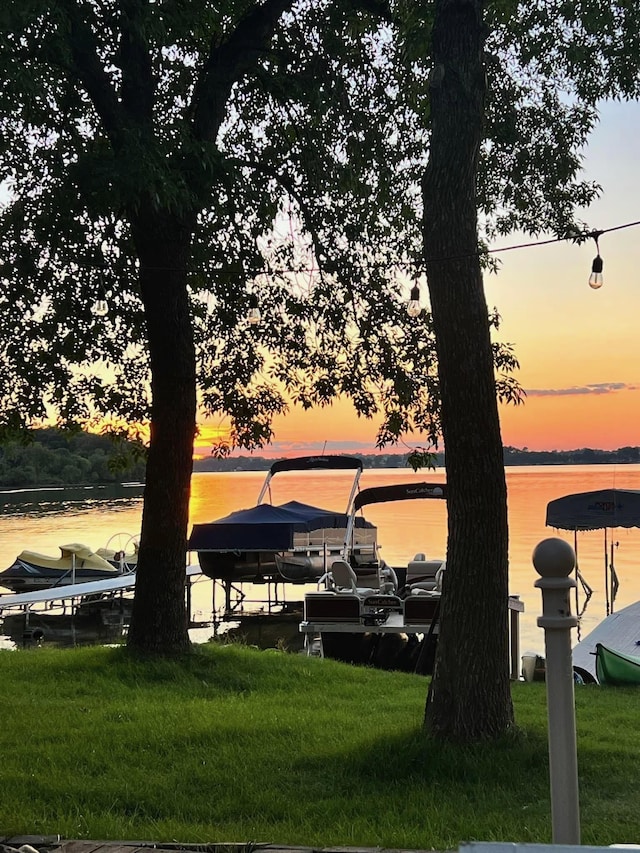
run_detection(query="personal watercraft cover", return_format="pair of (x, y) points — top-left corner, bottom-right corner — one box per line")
(546, 488), (640, 531)
(188, 501), (374, 552)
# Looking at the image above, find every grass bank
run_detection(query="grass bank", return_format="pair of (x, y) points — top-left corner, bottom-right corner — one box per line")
(1, 643), (638, 848)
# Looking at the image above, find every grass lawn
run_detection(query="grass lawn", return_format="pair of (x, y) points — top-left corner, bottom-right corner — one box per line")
(1, 642), (639, 849)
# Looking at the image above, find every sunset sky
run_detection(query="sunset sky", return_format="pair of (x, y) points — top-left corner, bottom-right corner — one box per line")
(197, 99), (640, 459)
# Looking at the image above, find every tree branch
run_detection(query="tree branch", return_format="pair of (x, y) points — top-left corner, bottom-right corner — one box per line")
(190, 0), (296, 142)
(57, 0), (124, 149)
(225, 155), (321, 262)
(226, 154), (362, 335)
(119, 0), (155, 129)
(347, 0), (393, 23)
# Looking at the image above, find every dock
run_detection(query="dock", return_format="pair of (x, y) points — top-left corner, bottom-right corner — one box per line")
(0, 565), (204, 648)
(0, 839), (445, 853)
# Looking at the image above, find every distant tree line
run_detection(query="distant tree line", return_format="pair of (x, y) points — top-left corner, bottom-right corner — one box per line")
(502, 446), (640, 465)
(194, 445), (640, 472)
(0, 428), (146, 488)
(3, 431), (639, 489)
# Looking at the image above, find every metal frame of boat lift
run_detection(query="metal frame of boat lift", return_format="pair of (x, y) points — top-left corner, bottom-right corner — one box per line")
(207, 573), (298, 633)
(546, 487), (640, 618)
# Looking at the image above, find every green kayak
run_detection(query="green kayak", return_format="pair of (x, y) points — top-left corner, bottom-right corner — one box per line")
(595, 643), (640, 686)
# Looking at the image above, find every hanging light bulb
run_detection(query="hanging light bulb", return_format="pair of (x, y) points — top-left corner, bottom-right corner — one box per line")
(588, 232), (604, 290)
(247, 293), (261, 325)
(589, 255), (604, 290)
(407, 284), (421, 318)
(92, 298), (108, 317)
(92, 271), (109, 316)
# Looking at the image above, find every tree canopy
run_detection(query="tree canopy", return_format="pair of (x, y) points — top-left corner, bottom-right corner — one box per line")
(2, 1), (638, 447)
(5, 0), (614, 450)
(2, 2), (638, 444)
(0, 426), (146, 487)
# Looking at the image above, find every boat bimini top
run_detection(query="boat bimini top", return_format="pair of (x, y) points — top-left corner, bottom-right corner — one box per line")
(342, 481), (447, 560)
(546, 488), (640, 530)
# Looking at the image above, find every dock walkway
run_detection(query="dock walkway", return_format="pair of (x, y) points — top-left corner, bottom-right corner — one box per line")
(1, 838), (441, 853)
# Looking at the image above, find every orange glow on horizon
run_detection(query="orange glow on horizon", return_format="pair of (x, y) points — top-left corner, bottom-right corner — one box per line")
(498, 386), (640, 451)
(194, 423), (232, 458)
(194, 385), (640, 460)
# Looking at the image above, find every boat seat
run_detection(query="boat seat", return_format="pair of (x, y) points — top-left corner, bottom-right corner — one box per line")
(404, 592), (441, 625)
(406, 555), (445, 592)
(408, 586), (441, 596)
(329, 560), (376, 596)
(352, 565), (381, 590)
(410, 565), (446, 595)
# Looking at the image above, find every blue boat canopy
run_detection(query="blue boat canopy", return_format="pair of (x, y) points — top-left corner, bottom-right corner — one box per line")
(546, 488), (640, 531)
(188, 501), (374, 552)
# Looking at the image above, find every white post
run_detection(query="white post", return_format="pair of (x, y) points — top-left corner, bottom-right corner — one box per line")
(532, 536), (580, 845)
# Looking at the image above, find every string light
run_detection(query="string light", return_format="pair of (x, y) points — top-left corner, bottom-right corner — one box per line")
(25, 218), (637, 278)
(92, 298), (108, 317)
(91, 272), (108, 316)
(588, 232), (604, 290)
(9, 219), (637, 322)
(407, 284), (421, 317)
(246, 293), (261, 325)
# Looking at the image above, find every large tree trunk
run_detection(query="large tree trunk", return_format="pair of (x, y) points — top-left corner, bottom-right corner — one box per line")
(423, 0), (514, 739)
(127, 212), (197, 655)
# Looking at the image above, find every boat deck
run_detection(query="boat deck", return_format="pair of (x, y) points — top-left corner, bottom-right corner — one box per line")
(300, 596), (525, 680)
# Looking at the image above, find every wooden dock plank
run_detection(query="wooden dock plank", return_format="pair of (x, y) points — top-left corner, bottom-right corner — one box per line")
(0, 841), (445, 853)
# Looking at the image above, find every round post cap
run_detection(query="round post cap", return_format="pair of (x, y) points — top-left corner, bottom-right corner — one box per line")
(532, 537), (576, 578)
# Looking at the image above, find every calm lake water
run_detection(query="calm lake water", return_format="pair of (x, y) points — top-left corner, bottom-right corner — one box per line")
(2, 464), (640, 653)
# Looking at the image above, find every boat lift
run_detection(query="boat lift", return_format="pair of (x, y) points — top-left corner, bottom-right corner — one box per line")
(0, 564), (202, 646)
(546, 488), (640, 626)
(188, 455), (377, 632)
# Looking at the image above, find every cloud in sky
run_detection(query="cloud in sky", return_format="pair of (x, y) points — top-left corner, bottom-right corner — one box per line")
(524, 382), (637, 398)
